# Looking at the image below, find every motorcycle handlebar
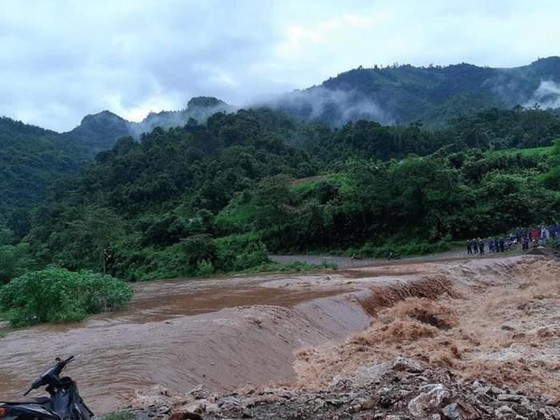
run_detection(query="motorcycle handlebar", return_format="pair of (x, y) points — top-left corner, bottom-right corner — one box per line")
(60, 355), (74, 367)
(23, 356), (75, 396)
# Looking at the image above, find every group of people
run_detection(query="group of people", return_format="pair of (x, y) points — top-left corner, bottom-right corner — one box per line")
(466, 224), (560, 256)
(466, 237), (506, 255)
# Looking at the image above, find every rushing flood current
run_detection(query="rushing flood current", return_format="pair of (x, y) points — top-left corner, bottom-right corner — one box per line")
(0, 274), (370, 413)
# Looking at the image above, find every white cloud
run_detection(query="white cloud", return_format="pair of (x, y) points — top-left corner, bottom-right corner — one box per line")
(1, 0), (560, 131)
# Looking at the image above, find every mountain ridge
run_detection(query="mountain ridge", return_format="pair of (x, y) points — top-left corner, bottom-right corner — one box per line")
(9, 57), (560, 157)
(1, 56), (560, 167)
(268, 56), (560, 126)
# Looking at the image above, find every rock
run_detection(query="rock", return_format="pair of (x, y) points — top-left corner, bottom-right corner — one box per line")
(442, 402), (460, 419)
(392, 357), (424, 373)
(156, 405), (169, 415)
(472, 380), (491, 396)
(218, 395), (242, 410)
(188, 384), (210, 400)
(494, 405), (517, 419)
(360, 397), (378, 410)
(184, 401), (206, 414)
(408, 384), (448, 417)
(497, 394), (524, 403)
(204, 403), (220, 415)
(538, 406), (560, 419)
(330, 377), (354, 391)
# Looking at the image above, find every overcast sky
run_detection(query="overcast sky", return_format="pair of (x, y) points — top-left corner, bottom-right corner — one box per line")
(2, 0), (560, 132)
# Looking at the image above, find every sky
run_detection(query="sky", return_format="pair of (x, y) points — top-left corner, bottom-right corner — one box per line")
(2, 0), (560, 132)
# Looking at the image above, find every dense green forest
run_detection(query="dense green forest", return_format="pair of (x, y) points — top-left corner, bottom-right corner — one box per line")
(2, 105), (560, 284)
(0, 117), (88, 236)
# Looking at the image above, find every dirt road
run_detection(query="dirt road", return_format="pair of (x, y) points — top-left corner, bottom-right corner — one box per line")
(268, 248), (491, 268)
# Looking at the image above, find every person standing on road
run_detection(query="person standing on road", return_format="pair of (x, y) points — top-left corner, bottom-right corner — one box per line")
(472, 239), (479, 254)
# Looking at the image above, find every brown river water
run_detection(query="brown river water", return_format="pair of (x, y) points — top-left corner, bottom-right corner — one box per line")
(0, 273), (373, 413)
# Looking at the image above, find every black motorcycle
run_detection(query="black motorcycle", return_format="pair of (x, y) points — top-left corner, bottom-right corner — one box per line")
(0, 356), (94, 419)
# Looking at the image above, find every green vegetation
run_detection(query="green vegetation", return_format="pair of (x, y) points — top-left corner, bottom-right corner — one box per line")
(4, 62), (560, 326)
(0, 268), (133, 327)
(100, 411), (136, 420)
(0, 117), (88, 237)
(2, 104), (560, 287)
(281, 57), (560, 127)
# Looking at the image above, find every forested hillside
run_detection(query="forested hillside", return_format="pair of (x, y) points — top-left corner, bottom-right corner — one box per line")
(2, 106), (559, 283)
(0, 117), (87, 237)
(5, 58), (560, 231)
(272, 57), (560, 126)
(62, 96), (234, 156)
(4, 57), (560, 284)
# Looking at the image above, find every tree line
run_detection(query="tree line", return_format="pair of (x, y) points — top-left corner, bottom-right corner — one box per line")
(2, 106), (560, 283)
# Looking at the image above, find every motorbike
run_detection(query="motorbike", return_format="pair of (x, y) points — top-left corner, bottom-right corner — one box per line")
(0, 356), (94, 419)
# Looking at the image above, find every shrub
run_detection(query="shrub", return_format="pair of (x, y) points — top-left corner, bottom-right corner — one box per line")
(196, 260), (215, 276)
(359, 239), (452, 258)
(215, 233), (269, 271)
(0, 268), (133, 327)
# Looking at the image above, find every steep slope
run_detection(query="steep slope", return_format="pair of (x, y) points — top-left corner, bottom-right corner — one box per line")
(129, 96), (234, 138)
(64, 110), (132, 157)
(0, 116), (86, 225)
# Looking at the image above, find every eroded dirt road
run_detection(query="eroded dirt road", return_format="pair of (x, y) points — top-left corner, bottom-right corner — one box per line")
(1, 253), (559, 417)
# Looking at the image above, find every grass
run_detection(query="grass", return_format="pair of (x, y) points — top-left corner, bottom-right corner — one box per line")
(101, 411), (136, 420)
(485, 146), (552, 158)
(243, 260), (338, 274)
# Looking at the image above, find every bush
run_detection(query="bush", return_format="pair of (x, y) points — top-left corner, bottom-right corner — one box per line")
(0, 268), (133, 327)
(359, 239), (452, 258)
(196, 260), (215, 276)
(214, 233), (269, 271)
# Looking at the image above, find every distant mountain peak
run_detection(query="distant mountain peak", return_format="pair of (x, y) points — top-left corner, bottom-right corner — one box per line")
(79, 110), (128, 125)
(187, 96), (227, 109)
(67, 110), (132, 157)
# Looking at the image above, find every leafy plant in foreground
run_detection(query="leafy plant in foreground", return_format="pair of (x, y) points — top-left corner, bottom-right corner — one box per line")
(0, 268), (133, 327)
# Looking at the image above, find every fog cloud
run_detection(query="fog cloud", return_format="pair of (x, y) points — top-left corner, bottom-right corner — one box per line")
(526, 81), (560, 109)
(265, 87), (393, 126)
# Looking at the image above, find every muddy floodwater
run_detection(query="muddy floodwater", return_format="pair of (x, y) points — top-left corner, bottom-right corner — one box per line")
(0, 273), (373, 413)
(4, 253), (554, 417)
